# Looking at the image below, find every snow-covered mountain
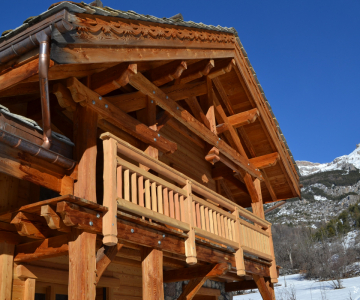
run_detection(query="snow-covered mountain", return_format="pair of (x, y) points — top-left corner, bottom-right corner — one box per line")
(265, 143), (360, 227)
(296, 144), (360, 176)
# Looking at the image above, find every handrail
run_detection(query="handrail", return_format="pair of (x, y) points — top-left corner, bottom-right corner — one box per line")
(101, 132), (275, 270)
(101, 132), (270, 228)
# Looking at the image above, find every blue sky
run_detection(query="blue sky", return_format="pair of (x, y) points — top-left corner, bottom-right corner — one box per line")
(1, 0), (359, 163)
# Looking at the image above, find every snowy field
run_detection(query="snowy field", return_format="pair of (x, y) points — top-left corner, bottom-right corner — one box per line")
(234, 274), (360, 300)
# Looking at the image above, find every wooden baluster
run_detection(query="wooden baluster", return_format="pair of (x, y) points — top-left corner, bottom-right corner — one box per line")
(131, 173), (137, 204)
(209, 209), (214, 234)
(151, 182), (158, 213)
(231, 220), (235, 241)
(224, 217), (229, 240)
(220, 216), (226, 239)
(184, 180), (197, 264)
(213, 210), (218, 235)
(138, 176), (144, 207)
(163, 188), (169, 216)
(195, 203), (201, 228)
(204, 207), (210, 232)
(157, 185), (163, 214)
(124, 169), (130, 201)
(117, 166), (122, 199)
(174, 193), (180, 221)
(103, 138), (118, 246)
(200, 205), (206, 230)
(233, 207), (245, 276)
(228, 218), (233, 241)
(192, 201), (196, 226)
(180, 195), (185, 222)
(216, 213), (222, 237)
(145, 179), (151, 210)
(169, 190), (175, 219)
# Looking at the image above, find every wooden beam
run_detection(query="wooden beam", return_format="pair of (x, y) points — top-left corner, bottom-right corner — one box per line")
(163, 264), (222, 283)
(141, 247), (164, 300)
(129, 73), (262, 179)
(24, 278), (36, 300)
(96, 243), (123, 284)
(249, 153), (279, 169)
(0, 59), (54, 91)
(40, 205), (70, 232)
(253, 275), (273, 300)
(227, 108), (259, 128)
(178, 60), (214, 84)
(106, 80), (207, 113)
(11, 212), (54, 239)
(219, 179), (235, 202)
(185, 97), (211, 129)
(90, 63), (137, 96)
(51, 45), (234, 64)
(177, 263), (230, 300)
(67, 77), (177, 154)
(207, 58), (236, 79)
(212, 166), (248, 194)
(14, 234), (70, 263)
(224, 280), (256, 292)
(0, 242), (14, 300)
(144, 60), (187, 86)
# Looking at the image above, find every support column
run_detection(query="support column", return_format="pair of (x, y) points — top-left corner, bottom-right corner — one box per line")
(0, 242), (15, 300)
(251, 178), (278, 287)
(141, 247), (164, 300)
(68, 105), (98, 300)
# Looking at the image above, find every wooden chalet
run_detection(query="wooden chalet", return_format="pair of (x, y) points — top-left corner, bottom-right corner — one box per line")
(0, 1), (301, 300)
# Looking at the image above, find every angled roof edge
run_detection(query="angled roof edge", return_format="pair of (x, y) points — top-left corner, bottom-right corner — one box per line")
(0, 1), (300, 178)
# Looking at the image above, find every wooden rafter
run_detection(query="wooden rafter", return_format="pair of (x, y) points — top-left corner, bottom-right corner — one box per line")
(178, 60), (215, 84)
(67, 77), (177, 154)
(143, 60), (187, 86)
(216, 108), (259, 134)
(90, 63), (137, 96)
(208, 58), (236, 79)
(185, 96), (211, 129)
(212, 165), (248, 195)
(129, 73), (262, 179)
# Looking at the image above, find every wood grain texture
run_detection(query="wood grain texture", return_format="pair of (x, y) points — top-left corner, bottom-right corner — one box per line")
(0, 242), (14, 300)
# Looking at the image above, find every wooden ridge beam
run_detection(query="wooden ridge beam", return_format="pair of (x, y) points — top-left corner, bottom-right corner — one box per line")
(14, 234), (70, 262)
(67, 77), (177, 154)
(90, 63), (137, 96)
(144, 60), (187, 86)
(129, 73), (262, 179)
(177, 59), (214, 85)
(177, 263), (230, 300)
(96, 243), (123, 284)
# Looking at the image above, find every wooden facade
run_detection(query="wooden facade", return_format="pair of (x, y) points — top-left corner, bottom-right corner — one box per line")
(0, 2), (300, 300)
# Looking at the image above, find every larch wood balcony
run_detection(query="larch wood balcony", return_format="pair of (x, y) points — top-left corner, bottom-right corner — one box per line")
(101, 132), (278, 283)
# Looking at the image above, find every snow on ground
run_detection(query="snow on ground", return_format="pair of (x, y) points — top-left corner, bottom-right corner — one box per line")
(234, 274), (360, 300)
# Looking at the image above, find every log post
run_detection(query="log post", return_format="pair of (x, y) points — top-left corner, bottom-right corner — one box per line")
(68, 105), (98, 300)
(184, 180), (197, 265)
(0, 242), (15, 300)
(251, 178), (278, 285)
(102, 138), (118, 246)
(141, 247), (164, 300)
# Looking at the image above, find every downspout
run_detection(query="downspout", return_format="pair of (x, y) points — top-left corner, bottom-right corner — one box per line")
(0, 19), (73, 150)
(37, 30), (52, 149)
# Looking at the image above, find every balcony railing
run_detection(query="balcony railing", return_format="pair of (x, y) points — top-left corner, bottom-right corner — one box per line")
(101, 132), (277, 282)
